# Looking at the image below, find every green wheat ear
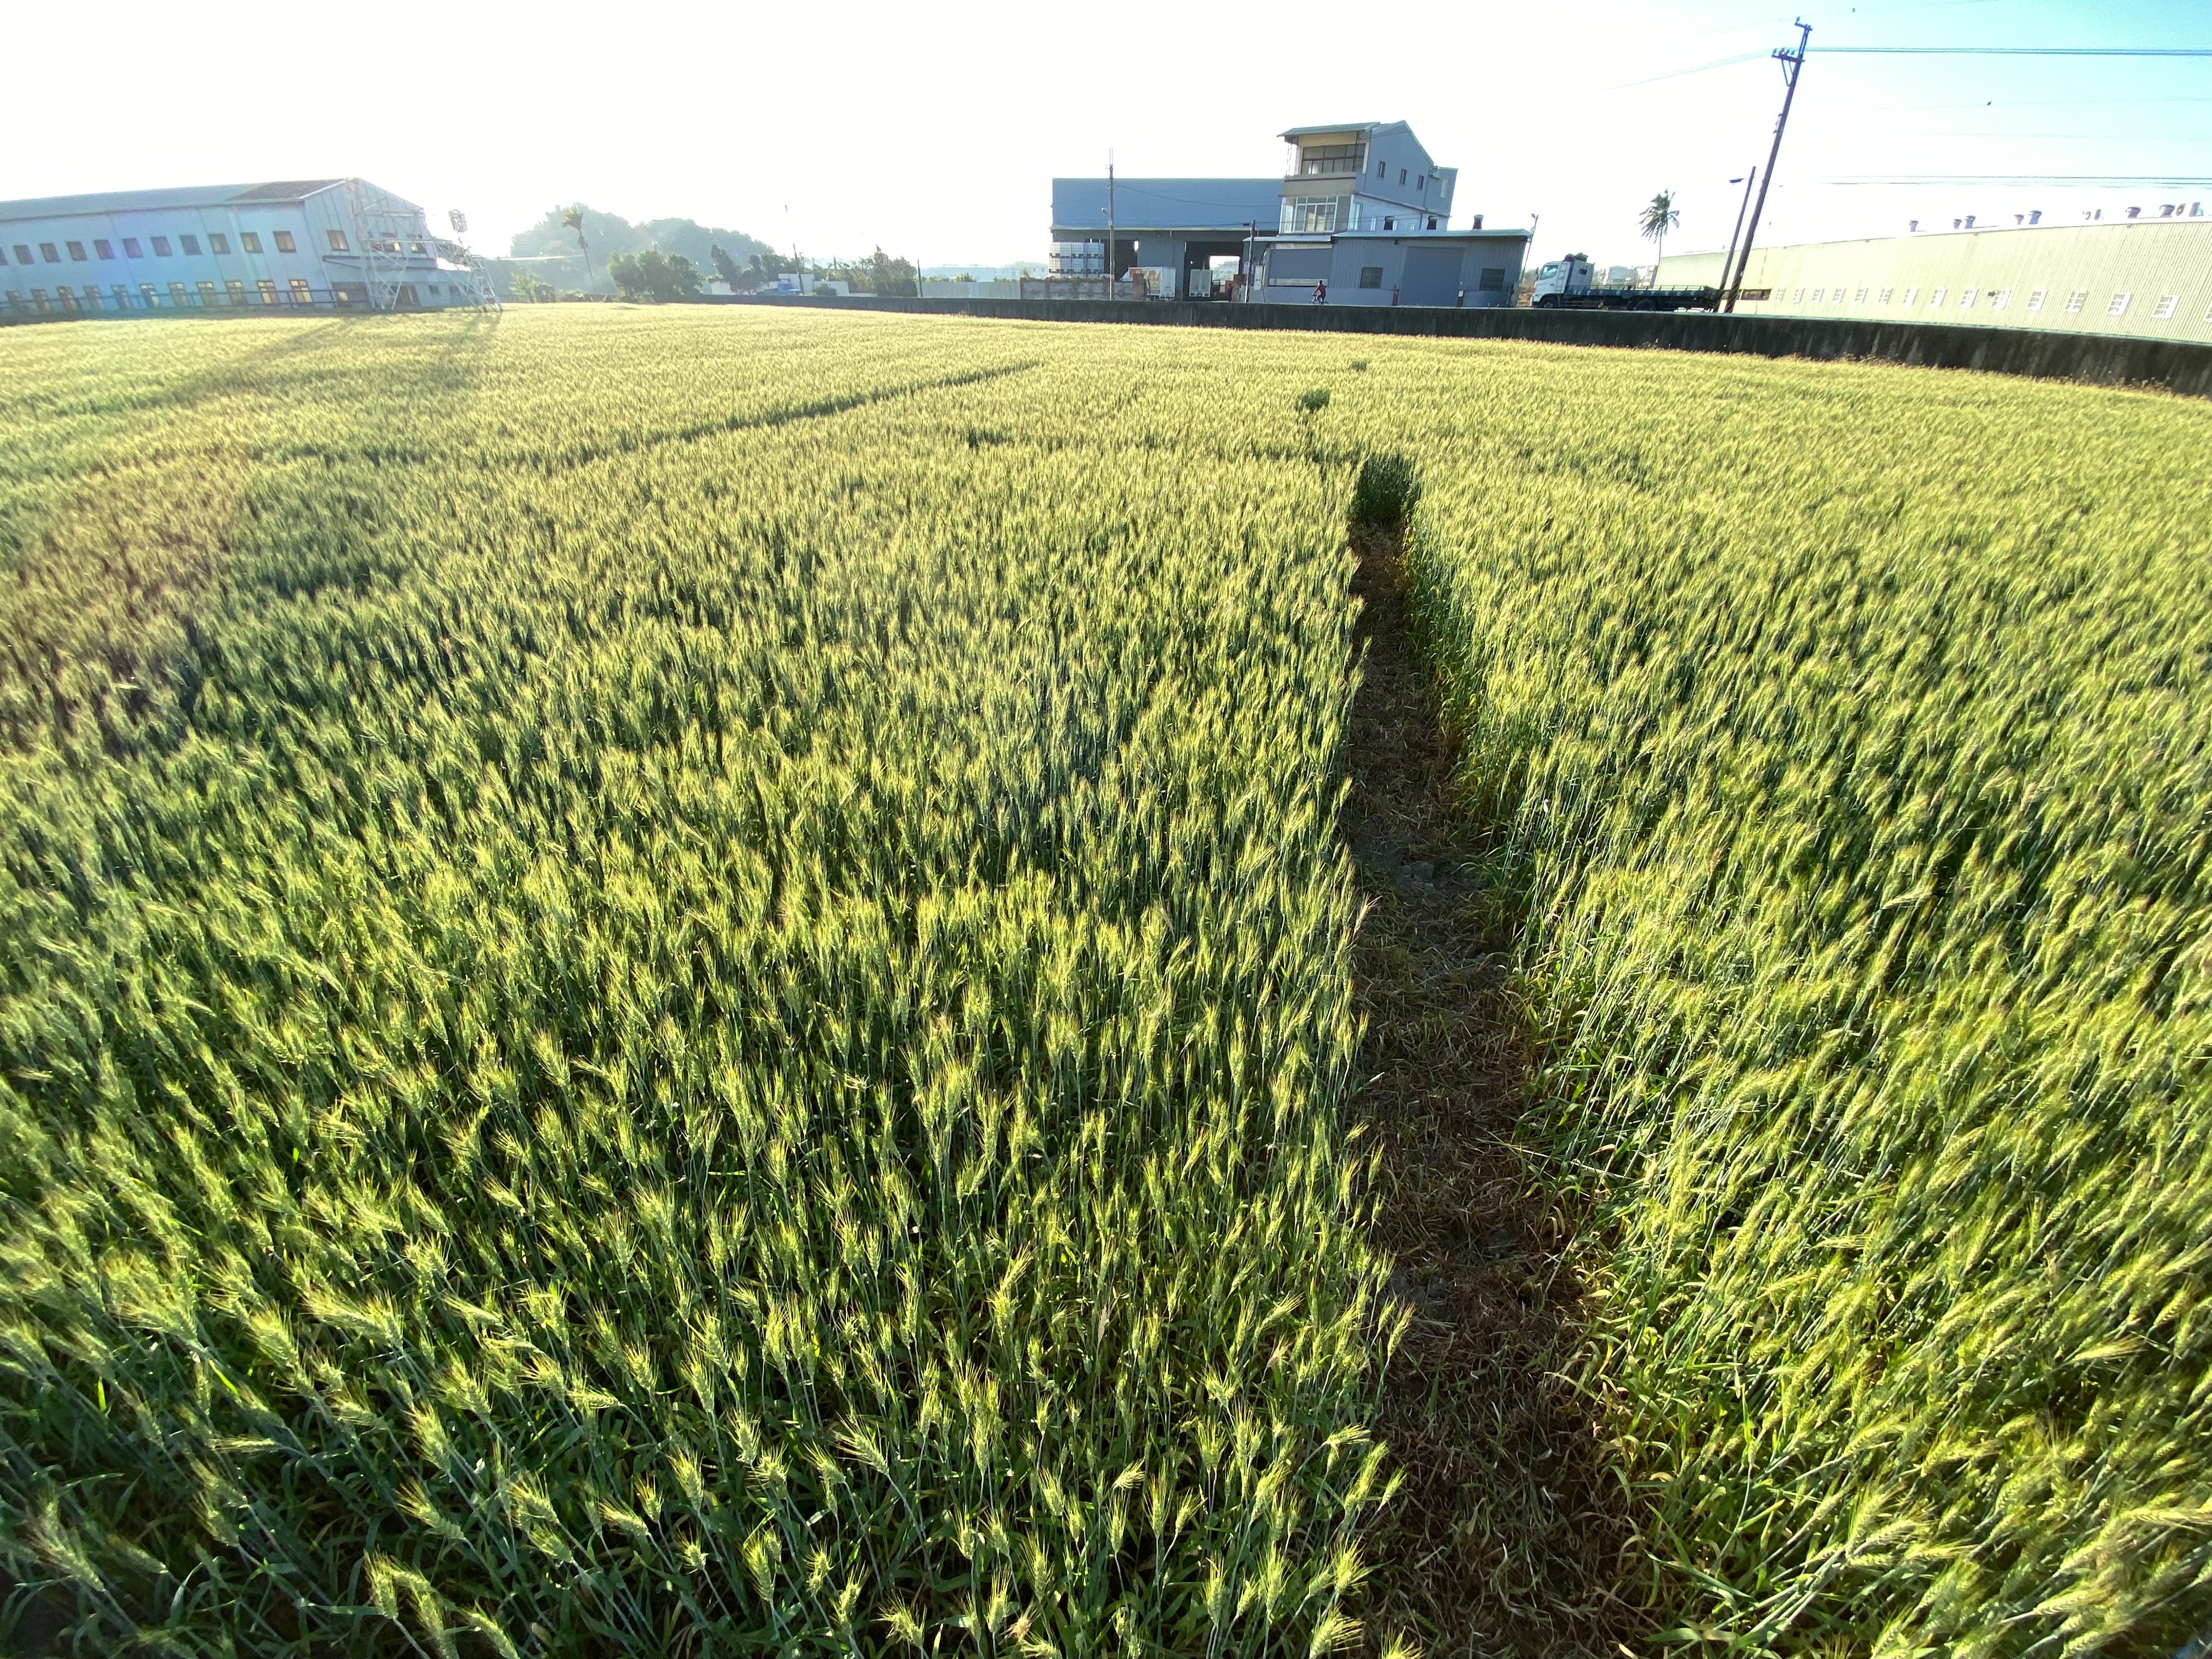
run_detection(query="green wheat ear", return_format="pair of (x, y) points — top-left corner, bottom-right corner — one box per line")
(2, 304), (2199, 1659)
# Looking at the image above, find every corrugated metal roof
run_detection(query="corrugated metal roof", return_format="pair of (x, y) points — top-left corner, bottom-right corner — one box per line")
(0, 179), (347, 223)
(1279, 122), (1384, 139)
(228, 179), (346, 203)
(1051, 178), (1283, 233)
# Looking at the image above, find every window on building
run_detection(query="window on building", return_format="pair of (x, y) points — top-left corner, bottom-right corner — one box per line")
(140, 284), (158, 306)
(240, 232), (262, 253)
(151, 236), (171, 256)
(1990, 289), (2010, 309)
(1878, 287), (1893, 304)
(2152, 294), (2178, 319)
(40, 244), (59, 262)
(1478, 267), (1505, 291)
(122, 238), (142, 258)
(94, 239), (114, 259)
(1399, 168), (1407, 185)
(290, 278), (313, 304)
(1930, 287), (1947, 307)
(167, 282), (187, 305)
(326, 228), (350, 252)
(12, 245), (31, 264)
(225, 280), (245, 306)
(2064, 291), (2086, 312)
(208, 233), (230, 254)
(397, 283), (419, 306)
(179, 235), (201, 256)
(66, 240), (87, 260)
(252, 279), (274, 304)
(2107, 292), (2130, 316)
(111, 284), (129, 307)
(196, 281), (217, 305)
(1357, 266), (1384, 289)
(32, 289), (50, 311)
(4, 292), (20, 311)
(1376, 159), (1385, 178)
(1810, 289), (1824, 303)
(274, 230), (296, 253)
(58, 289), (77, 312)
(1792, 287), (1803, 302)
(2026, 289), (2046, 311)
(1960, 287), (1977, 307)
(81, 286), (101, 311)
(1903, 286), (1918, 306)
(1854, 287), (1867, 303)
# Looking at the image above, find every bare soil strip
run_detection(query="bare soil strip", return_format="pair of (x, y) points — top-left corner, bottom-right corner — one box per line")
(1347, 522), (1637, 1658)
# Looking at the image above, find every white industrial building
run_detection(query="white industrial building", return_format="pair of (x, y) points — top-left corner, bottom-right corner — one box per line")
(0, 179), (489, 320)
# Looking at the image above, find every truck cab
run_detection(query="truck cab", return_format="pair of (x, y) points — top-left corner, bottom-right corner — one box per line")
(1530, 255), (1594, 301)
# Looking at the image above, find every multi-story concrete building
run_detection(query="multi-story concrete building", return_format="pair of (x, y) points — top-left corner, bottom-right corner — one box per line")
(1657, 213), (2211, 344)
(1048, 120), (1527, 307)
(1276, 122), (1455, 235)
(0, 178), (484, 320)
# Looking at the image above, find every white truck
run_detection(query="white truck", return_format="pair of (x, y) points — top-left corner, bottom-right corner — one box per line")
(1530, 252), (1718, 312)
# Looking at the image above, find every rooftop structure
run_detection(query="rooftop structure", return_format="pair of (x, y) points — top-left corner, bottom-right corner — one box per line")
(0, 178), (492, 320)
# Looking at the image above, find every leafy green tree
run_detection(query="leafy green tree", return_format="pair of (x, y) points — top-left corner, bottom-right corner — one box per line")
(710, 244), (744, 291)
(661, 255), (704, 300)
(862, 246), (918, 297)
(606, 252), (647, 300)
(607, 251), (704, 303)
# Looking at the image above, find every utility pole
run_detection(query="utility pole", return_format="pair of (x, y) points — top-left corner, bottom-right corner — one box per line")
(1107, 151), (1117, 302)
(1720, 167), (1757, 299)
(1725, 19), (1810, 314)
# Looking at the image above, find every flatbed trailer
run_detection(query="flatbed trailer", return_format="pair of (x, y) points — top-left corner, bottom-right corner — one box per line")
(1533, 286), (1722, 313)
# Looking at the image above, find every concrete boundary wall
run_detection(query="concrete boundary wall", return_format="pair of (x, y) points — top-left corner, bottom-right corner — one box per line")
(707, 293), (2212, 399)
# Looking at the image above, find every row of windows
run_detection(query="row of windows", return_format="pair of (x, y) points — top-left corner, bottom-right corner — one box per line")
(1780, 282), (2204, 322)
(3, 278), (457, 314)
(0, 227), (352, 267)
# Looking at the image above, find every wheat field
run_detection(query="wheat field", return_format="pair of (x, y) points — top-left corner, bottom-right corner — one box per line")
(1, 307), (2206, 1657)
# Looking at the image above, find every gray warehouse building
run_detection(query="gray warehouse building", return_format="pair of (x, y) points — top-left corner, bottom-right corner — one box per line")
(0, 178), (488, 319)
(1051, 121), (1528, 307)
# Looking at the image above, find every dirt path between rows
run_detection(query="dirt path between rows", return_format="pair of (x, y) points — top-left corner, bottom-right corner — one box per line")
(1345, 522), (1637, 1658)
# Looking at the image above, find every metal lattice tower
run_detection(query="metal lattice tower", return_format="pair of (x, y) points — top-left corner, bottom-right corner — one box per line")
(339, 181), (499, 313)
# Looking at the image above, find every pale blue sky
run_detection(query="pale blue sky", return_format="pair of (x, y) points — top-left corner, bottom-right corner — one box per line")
(12, 0), (2208, 268)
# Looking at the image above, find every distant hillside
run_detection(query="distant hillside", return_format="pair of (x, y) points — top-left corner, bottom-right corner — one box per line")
(506, 205), (773, 292)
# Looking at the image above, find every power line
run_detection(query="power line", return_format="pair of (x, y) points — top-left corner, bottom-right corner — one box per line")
(1811, 46), (2212, 55)
(1825, 174), (2212, 185)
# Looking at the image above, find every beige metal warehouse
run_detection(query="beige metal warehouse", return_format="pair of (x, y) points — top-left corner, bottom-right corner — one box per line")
(1658, 216), (2211, 345)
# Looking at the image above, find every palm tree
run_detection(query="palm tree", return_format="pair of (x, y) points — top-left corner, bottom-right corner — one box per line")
(561, 205), (595, 290)
(1639, 190), (1680, 286)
